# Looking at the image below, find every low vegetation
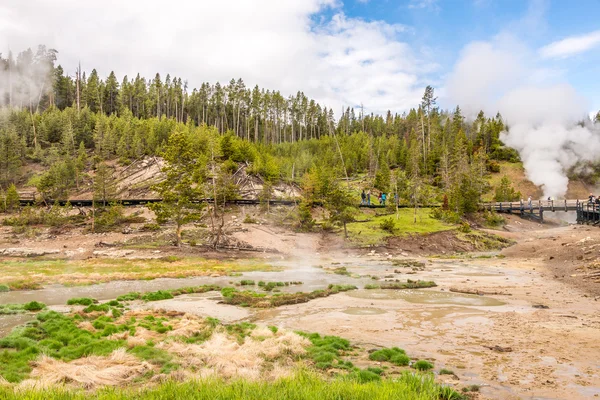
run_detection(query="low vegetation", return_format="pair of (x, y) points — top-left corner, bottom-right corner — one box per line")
(0, 258), (276, 290)
(345, 209), (455, 246)
(221, 285), (357, 308)
(116, 285), (221, 302)
(413, 360), (434, 371)
(369, 347), (410, 366)
(0, 303), (462, 400)
(0, 301), (46, 315)
(364, 280), (437, 290)
(0, 373), (462, 400)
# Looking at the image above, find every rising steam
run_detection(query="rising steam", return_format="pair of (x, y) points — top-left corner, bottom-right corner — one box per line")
(447, 37), (600, 199)
(0, 46), (55, 110)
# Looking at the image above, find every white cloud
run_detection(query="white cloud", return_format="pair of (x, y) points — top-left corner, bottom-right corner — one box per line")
(408, 0), (440, 11)
(539, 30), (600, 59)
(0, 0), (430, 115)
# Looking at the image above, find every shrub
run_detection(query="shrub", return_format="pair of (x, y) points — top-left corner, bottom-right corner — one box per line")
(240, 280), (255, 286)
(461, 384), (480, 393)
(430, 208), (462, 224)
(483, 210), (505, 227)
(379, 217), (396, 233)
(486, 160), (500, 173)
(413, 360), (434, 371)
(23, 301), (45, 312)
(0, 284), (9, 292)
(458, 222), (471, 233)
(140, 223), (161, 232)
(439, 368), (455, 375)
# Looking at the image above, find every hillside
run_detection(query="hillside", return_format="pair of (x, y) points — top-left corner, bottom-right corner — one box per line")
(484, 161), (592, 201)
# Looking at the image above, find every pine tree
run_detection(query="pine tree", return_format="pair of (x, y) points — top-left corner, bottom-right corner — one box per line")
(326, 183), (356, 238)
(494, 176), (521, 202)
(5, 183), (20, 212)
(93, 162), (117, 206)
(150, 130), (205, 247)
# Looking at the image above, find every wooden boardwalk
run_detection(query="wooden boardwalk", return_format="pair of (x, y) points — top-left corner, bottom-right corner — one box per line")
(16, 195), (600, 225)
(482, 200), (600, 225)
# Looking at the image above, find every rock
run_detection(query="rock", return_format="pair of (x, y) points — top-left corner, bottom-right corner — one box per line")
(401, 252), (409, 257)
(210, 273), (220, 278)
(0, 248), (60, 257)
(92, 249), (135, 257)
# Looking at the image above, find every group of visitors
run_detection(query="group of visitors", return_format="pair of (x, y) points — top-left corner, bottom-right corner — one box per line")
(361, 190), (396, 206)
(588, 193), (600, 209)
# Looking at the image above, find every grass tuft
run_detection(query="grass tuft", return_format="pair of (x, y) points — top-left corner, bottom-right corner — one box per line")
(413, 360), (434, 371)
(67, 298), (96, 306)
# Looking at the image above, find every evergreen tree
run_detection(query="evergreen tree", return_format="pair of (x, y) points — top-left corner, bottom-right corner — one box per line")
(150, 130), (205, 247)
(5, 184), (20, 212)
(494, 176), (521, 202)
(93, 162), (117, 206)
(326, 183), (356, 238)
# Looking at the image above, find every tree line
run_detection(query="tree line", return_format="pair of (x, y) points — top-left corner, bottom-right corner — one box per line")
(1, 45), (545, 217)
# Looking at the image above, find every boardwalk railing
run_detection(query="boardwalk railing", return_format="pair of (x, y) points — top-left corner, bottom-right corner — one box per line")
(481, 199), (600, 225)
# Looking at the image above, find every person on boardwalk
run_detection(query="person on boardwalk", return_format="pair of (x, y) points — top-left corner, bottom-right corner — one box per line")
(361, 190), (366, 205)
(527, 196), (532, 210)
(381, 192), (387, 206)
(367, 190), (371, 206)
(377, 192), (382, 205)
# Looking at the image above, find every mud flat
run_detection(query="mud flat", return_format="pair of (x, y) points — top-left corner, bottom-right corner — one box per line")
(1, 223), (599, 399)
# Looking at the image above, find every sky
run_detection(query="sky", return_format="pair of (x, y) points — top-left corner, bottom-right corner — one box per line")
(0, 0), (599, 117)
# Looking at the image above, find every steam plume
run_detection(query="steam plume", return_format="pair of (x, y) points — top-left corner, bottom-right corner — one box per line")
(0, 46), (55, 110)
(447, 38), (600, 199)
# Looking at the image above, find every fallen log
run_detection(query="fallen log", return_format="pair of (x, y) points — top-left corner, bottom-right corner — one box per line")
(450, 287), (512, 296)
(95, 241), (118, 248)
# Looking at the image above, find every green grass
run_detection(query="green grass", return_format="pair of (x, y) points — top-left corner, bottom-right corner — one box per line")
(364, 280), (437, 290)
(300, 333), (353, 371)
(221, 285), (357, 308)
(439, 369), (455, 375)
(128, 345), (178, 374)
(0, 307), (463, 400)
(0, 372), (462, 400)
(116, 285), (222, 303)
(0, 257), (277, 290)
(141, 290), (173, 302)
(369, 347), (410, 366)
(345, 208), (455, 245)
(413, 360), (434, 371)
(0, 302), (46, 315)
(67, 298), (96, 306)
(0, 311), (125, 382)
